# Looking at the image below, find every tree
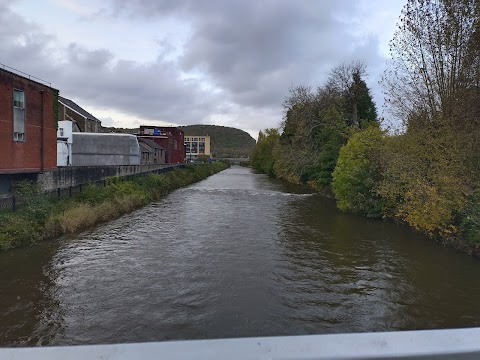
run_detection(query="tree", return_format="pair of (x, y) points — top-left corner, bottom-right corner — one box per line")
(328, 61), (377, 127)
(272, 62), (377, 187)
(378, 120), (470, 236)
(332, 125), (385, 217)
(251, 129), (279, 177)
(381, 0), (480, 239)
(382, 0), (480, 123)
(350, 72), (378, 128)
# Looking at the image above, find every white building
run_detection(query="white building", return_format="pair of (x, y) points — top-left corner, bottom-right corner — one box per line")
(57, 120), (73, 166)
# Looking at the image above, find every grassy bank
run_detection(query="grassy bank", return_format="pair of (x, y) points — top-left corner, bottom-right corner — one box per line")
(0, 163), (228, 252)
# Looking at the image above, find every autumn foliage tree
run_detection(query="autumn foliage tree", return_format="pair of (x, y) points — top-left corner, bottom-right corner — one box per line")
(380, 0), (480, 242)
(255, 61), (378, 188)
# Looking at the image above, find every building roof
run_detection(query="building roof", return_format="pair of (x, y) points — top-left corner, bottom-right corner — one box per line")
(138, 137), (165, 150)
(0, 64), (56, 89)
(139, 142), (154, 154)
(59, 96), (100, 122)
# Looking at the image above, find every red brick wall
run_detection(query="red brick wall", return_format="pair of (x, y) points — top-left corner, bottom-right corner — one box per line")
(0, 69), (57, 173)
(168, 127), (185, 163)
(139, 126), (185, 163)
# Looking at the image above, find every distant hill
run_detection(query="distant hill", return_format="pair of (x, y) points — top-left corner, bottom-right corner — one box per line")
(100, 126), (138, 134)
(179, 125), (256, 158)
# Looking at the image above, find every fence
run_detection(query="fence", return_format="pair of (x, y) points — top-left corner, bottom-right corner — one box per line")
(0, 164), (185, 212)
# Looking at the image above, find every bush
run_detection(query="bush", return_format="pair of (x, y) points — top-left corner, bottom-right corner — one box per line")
(378, 123), (469, 236)
(15, 180), (54, 223)
(332, 125), (385, 217)
(460, 189), (480, 244)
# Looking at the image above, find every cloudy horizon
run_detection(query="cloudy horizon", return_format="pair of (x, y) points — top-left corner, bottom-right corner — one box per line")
(2, 0), (405, 138)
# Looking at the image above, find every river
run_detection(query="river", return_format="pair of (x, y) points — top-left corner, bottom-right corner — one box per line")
(1, 166), (480, 346)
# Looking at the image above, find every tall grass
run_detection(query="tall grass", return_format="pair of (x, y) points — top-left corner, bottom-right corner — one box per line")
(0, 163), (228, 252)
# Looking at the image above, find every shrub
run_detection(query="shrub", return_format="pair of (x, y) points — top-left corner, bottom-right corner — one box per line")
(460, 189), (480, 244)
(378, 122), (470, 236)
(332, 125), (385, 217)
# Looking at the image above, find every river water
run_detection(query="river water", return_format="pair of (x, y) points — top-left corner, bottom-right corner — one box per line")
(1, 166), (480, 346)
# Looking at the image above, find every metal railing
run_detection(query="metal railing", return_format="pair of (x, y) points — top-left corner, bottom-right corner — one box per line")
(0, 62), (52, 87)
(1, 327), (480, 359)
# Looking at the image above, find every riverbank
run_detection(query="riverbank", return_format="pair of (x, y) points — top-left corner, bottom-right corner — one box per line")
(258, 167), (480, 257)
(0, 163), (229, 252)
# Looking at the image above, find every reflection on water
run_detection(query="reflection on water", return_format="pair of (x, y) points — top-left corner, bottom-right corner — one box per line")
(1, 166), (480, 346)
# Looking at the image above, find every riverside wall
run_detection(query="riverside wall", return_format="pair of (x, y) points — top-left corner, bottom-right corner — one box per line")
(37, 164), (183, 193)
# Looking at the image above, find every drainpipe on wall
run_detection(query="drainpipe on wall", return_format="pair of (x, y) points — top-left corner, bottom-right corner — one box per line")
(40, 90), (44, 173)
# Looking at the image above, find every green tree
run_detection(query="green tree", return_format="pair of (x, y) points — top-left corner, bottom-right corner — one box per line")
(349, 71), (378, 128)
(332, 125), (385, 217)
(312, 107), (349, 186)
(251, 128), (280, 177)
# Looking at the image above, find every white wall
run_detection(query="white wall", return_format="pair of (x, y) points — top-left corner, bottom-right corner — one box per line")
(57, 141), (70, 166)
(57, 121), (73, 144)
(57, 121), (73, 166)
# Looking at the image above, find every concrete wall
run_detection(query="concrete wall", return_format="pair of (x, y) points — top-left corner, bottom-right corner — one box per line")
(72, 133), (140, 166)
(38, 164), (182, 192)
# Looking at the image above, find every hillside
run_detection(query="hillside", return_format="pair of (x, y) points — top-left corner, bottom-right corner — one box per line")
(179, 125), (256, 158)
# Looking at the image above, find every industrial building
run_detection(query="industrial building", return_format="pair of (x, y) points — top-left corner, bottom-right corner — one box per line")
(0, 66), (58, 194)
(138, 126), (185, 164)
(57, 121), (140, 166)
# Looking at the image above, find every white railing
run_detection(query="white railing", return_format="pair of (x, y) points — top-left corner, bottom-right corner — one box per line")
(1, 327), (480, 359)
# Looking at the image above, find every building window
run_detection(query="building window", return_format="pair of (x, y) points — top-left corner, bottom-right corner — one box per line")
(13, 89), (25, 142)
(59, 128), (64, 137)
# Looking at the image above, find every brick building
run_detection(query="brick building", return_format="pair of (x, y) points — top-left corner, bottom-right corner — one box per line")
(0, 67), (58, 194)
(58, 96), (101, 132)
(138, 126), (185, 164)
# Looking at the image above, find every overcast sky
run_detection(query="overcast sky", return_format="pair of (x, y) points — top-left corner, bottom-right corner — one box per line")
(2, 0), (405, 138)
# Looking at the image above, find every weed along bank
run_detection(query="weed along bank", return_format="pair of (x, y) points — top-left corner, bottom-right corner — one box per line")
(0, 163), (229, 252)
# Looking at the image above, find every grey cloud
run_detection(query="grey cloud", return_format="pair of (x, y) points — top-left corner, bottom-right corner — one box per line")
(111, 0), (388, 123)
(0, 3), (219, 126)
(66, 44), (114, 68)
(1, 0), (397, 134)
(56, 49), (219, 124)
